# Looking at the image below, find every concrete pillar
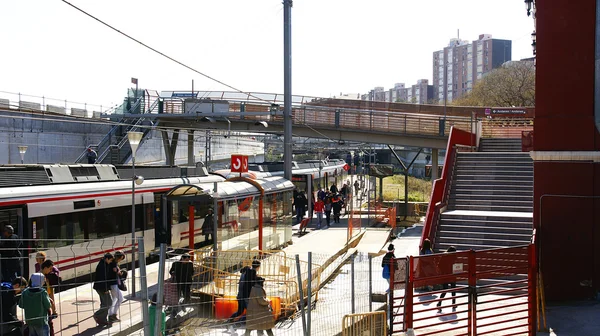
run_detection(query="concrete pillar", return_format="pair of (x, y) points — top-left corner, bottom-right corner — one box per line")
(187, 130), (194, 166)
(431, 148), (438, 181)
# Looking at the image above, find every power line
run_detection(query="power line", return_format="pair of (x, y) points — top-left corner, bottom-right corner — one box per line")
(59, 0), (272, 104)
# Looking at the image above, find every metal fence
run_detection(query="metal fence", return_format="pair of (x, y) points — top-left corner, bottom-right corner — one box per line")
(0, 237), (151, 336)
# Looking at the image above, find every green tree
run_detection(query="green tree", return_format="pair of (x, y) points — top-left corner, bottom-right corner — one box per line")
(453, 61), (535, 107)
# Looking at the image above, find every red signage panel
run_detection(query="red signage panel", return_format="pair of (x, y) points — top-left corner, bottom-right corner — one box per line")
(231, 154), (249, 173)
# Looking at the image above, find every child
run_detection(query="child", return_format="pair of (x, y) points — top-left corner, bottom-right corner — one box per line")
(381, 244), (396, 293)
(19, 273), (51, 336)
(149, 293), (166, 336)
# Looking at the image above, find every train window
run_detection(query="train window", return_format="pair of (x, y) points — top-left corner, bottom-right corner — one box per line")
(32, 204), (145, 248)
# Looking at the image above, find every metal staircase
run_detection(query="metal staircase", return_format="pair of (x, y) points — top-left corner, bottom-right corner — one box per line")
(434, 138), (534, 252)
(75, 98), (158, 165)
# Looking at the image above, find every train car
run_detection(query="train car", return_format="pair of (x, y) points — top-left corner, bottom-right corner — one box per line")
(0, 164), (295, 282)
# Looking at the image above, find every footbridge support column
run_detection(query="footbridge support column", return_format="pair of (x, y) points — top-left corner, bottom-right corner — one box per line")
(161, 130), (179, 166)
(187, 130), (194, 166)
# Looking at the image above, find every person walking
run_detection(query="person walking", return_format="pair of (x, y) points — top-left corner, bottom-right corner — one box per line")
(245, 277), (275, 336)
(314, 198), (324, 229)
(92, 253), (114, 326)
(381, 244), (397, 293)
(1, 277), (27, 336)
(19, 273), (51, 336)
(332, 194), (343, 224)
(149, 293), (166, 336)
(324, 193), (332, 227)
(354, 180), (360, 195)
(329, 183), (338, 194)
(86, 147), (97, 164)
(169, 253), (194, 304)
(227, 260), (260, 333)
(108, 251), (126, 322)
(1, 225), (21, 282)
(437, 246), (458, 313)
(417, 239), (435, 292)
(202, 209), (214, 245)
(294, 191), (307, 224)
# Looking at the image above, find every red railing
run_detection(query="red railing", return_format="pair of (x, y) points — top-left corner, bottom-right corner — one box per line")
(390, 243), (537, 335)
(421, 127), (476, 249)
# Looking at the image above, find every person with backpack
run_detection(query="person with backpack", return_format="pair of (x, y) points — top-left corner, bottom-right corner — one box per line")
(332, 194), (344, 224)
(381, 244), (397, 293)
(0, 277), (27, 336)
(18, 273), (51, 336)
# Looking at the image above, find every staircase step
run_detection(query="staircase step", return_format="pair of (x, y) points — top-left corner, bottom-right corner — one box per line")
(448, 200), (533, 209)
(454, 180), (533, 186)
(455, 171), (533, 177)
(438, 230), (532, 241)
(441, 224), (533, 234)
(457, 161), (533, 167)
(455, 164), (533, 171)
(440, 211), (533, 223)
(435, 241), (508, 251)
(450, 194), (533, 201)
(437, 236), (528, 247)
(451, 204), (533, 212)
(452, 185), (533, 192)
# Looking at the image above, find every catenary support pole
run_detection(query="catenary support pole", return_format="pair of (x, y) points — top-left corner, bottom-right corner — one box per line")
(307, 252), (312, 335)
(283, 0), (293, 180)
(295, 254), (307, 336)
(155, 243), (167, 336)
(131, 157), (137, 297)
(138, 237), (150, 336)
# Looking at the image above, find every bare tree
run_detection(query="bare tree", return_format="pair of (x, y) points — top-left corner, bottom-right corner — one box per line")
(453, 61), (535, 107)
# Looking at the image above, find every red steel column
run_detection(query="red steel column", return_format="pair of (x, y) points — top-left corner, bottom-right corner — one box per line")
(468, 250), (476, 335)
(528, 244), (538, 335)
(188, 204), (195, 254)
(405, 257), (414, 330)
(258, 197), (263, 251)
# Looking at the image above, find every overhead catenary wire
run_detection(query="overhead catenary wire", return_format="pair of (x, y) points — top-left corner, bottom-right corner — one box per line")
(59, 0), (273, 105)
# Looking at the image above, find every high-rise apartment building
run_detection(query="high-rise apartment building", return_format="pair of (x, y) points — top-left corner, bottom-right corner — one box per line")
(433, 34), (512, 103)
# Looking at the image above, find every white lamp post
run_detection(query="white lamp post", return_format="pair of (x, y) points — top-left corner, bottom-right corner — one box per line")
(127, 131), (143, 297)
(18, 146), (28, 164)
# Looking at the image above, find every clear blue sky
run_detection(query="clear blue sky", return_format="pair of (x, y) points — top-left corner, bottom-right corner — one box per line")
(0, 0), (534, 107)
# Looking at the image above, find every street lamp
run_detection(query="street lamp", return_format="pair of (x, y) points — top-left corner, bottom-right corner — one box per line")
(18, 146), (27, 164)
(127, 131), (143, 297)
(531, 31), (537, 55)
(525, 0), (533, 16)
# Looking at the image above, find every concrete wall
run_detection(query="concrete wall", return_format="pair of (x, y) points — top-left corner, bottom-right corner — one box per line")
(0, 110), (110, 164)
(132, 130), (265, 168)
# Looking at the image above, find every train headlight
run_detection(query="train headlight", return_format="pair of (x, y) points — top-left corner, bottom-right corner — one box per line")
(135, 175), (144, 185)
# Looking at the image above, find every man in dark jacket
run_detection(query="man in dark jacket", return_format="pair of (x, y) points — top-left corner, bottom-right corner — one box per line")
(201, 209), (214, 246)
(1, 225), (21, 282)
(92, 253), (114, 326)
(0, 277), (27, 335)
(226, 260), (260, 332)
(294, 191), (308, 224)
(169, 253), (194, 303)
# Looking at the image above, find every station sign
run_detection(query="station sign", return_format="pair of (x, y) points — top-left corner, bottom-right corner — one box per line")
(231, 154), (249, 173)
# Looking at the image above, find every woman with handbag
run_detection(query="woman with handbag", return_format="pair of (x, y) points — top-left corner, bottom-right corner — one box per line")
(108, 250), (126, 322)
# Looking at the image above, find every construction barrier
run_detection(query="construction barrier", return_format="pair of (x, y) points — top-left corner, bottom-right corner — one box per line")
(342, 311), (388, 336)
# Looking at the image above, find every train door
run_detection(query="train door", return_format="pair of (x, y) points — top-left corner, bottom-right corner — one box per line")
(155, 194), (172, 248)
(0, 205), (27, 278)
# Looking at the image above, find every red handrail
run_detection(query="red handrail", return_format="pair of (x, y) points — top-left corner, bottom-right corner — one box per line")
(421, 126), (476, 250)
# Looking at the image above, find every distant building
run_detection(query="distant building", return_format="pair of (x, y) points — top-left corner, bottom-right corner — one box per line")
(433, 34), (512, 103)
